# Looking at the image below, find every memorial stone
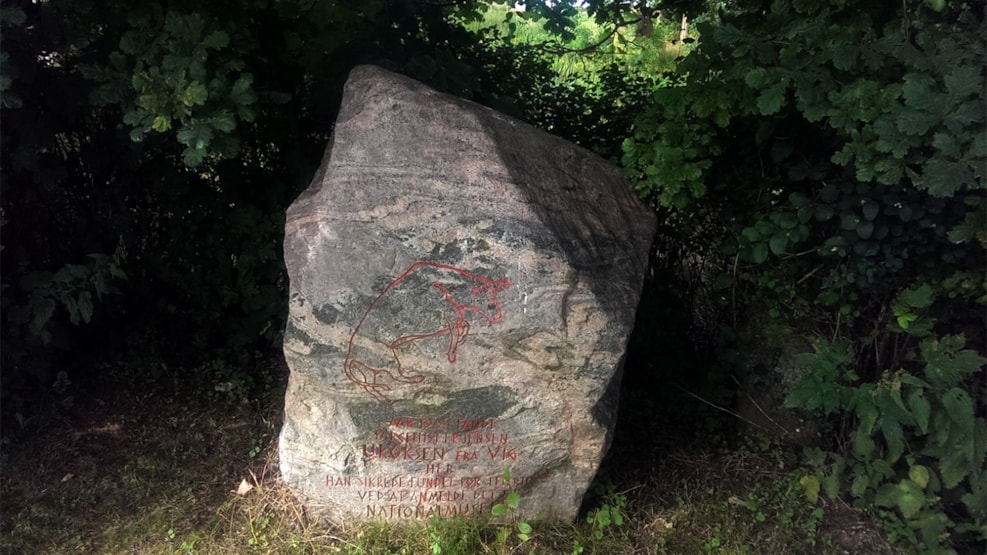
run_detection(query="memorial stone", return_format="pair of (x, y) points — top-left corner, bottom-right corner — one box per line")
(279, 65), (656, 523)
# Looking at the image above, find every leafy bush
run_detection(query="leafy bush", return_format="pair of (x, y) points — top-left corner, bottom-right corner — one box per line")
(789, 330), (986, 551)
(620, 0), (985, 551)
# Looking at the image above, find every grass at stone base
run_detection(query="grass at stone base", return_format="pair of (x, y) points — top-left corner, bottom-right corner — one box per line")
(0, 367), (896, 555)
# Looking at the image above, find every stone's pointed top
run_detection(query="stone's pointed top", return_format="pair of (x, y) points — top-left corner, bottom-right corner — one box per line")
(280, 65), (655, 524)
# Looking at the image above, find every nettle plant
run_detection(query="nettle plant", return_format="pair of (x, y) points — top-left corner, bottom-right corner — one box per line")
(787, 324), (986, 551)
(490, 468), (533, 550)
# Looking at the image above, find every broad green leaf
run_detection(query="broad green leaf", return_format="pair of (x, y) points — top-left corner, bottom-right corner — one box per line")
(861, 200), (879, 221)
(152, 116), (171, 132)
(944, 66), (982, 100)
(941, 387), (974, 431)
(506, 491), (520, 509)
(769, 232), (787, 255)
(211, 111), (236, 133)
(77, 291), (93, 324)
(932, 132), (961, 157)
(899, 374), (930, 388)
(230, 74), (257, 106)
(61, 292), (80, 324)
(901, 284), (936, 308)
(896, 482), (924, 518)
(30, 298), (56, 335)
(491, 504), (507, 516)
(775, 211), (799, 229)
(517, 521), (533, 534)
(901, 73), (936, 108)
(962, 491), (986, 514)
(831, 43), (858, 71)
(821, 474), (839, 499)
(853, 430), (876, 458)
(907, 390), (931, 434)
(874, 483), (898, 507)
(974, 419), (987, 469)
(856, 398), (878, 435)
(940, 451), (969, 488)
(744, 67), (771, 88)
(855, 220), (874, 239)
(896, 109), (939, 137)
(916, 512), (950, 548)
(850, 474), (870, 497)
(713, 273), (735, 290)
(888, 389), (913, 424)
(789, 192), (811, 207)
(757, 83), (785, 115)
(182, 146), (206, 167)
(909, 465), (930, 489)
(897, 313), (917, 329)
(202, 30), (230, 49)
(922, 158), (974, 197)
(950, 349), (987, 376)
(799, 475), (820, 503)
(797, 205), (813, 223)
(803, 447), (826, 467)
(754, 220), (776, 236)
(181, 82), (209, 107)
(176, 124), (214, 150)
(881, 417), (905, 463)
(751, 243), (769, 263)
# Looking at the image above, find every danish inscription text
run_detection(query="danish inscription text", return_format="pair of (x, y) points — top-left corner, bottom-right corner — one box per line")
(326, 417), (527, 518)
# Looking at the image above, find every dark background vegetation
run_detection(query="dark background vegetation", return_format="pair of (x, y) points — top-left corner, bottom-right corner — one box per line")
(2, 0), (984, 552)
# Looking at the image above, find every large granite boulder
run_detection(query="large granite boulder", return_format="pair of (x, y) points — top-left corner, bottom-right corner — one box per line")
(279, 65), (656, 524)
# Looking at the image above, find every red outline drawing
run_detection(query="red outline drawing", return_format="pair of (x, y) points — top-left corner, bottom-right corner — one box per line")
(344, 262), (512, 403)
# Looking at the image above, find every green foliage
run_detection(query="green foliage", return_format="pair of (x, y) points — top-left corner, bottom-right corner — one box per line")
(1, 251), (126, 430)
(623, 0), (985, 207)
(617, 0), (985, 552)
(786, 332), (986, 551)
(490, 468), (532, 549)
(82, 9), (257, 166)
(467, 2), (694, 83)
(585, 481), (628, 540)
(4, 253), (125, 345)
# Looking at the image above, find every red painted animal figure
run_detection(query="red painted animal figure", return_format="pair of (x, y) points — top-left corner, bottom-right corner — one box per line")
(344, 261), (512, 403)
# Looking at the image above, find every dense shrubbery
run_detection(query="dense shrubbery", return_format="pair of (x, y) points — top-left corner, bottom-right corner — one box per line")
(622, 0), (985, 551)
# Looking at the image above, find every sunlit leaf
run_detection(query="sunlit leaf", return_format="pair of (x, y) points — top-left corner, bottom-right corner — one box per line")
(799, 475), (820, 503)
(909, 465), (930, 489)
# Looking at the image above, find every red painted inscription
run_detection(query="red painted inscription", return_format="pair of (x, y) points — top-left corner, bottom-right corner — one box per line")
(344, 262), (512, 403)
(326, 417), (529, 519)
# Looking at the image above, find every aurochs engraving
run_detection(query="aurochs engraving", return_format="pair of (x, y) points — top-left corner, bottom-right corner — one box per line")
(344, 261), (512, 403)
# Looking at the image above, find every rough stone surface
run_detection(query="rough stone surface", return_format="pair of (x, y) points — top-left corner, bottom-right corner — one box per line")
(279, 65), (656, 524)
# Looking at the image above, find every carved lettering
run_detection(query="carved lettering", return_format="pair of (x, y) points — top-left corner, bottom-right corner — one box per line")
(328, 416), (524, 520)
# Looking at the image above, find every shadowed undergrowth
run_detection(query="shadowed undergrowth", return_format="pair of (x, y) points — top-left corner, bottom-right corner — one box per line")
(0, 357), (894, 555)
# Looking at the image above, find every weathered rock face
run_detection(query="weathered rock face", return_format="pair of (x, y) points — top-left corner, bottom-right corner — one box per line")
(279, 65), (656, 524)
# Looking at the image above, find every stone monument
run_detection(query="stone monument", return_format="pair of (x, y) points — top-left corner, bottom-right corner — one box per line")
(279, 65), (656, 523)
